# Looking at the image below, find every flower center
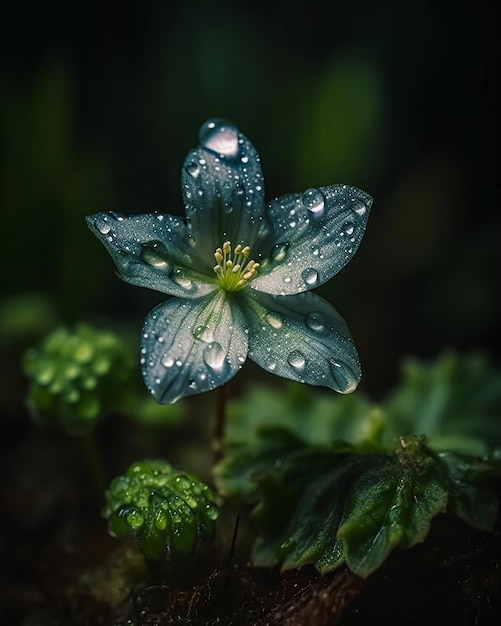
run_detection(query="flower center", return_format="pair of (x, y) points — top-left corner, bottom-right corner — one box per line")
(213, 241), (260, 292)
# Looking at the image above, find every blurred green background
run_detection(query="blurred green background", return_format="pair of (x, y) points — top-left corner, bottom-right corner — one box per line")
(0, 0), (497, 397)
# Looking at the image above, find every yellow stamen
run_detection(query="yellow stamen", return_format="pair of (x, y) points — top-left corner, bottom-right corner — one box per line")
(213, 240), (260, 292)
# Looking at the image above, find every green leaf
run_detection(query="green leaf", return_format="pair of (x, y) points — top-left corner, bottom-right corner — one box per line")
(439, 451), (499, 531)
(225, 382), (383, 449)
(216, 354), (501, 578)
(215, 427), (310, 499)
(251, 435), (449, 578)
(384, 353), (501, 455)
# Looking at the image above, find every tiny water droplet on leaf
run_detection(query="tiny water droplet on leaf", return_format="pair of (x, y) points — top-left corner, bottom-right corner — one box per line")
(288, 350), (306, 370)
(302, 188), (325, 217)
(301, 267), (319, 286)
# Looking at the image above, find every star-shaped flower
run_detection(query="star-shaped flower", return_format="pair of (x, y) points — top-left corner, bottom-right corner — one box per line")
(87, 120), (372, 403)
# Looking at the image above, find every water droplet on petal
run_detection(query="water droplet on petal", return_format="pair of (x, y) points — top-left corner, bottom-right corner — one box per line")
(344, 222), (355, 236)
(141, 240), (170, 271)
(302, 188), (325, 218)
(265, 312), (283, 329)
(306, 312), (325, 332)
(329, 359), (357, 393)
(351, 199), (367, 217)
(287, 350), (306, 370)
(162, 355), (175, 367)
(199, 119), (240, 157)
(271, 242), (289, 263)
(186, 162), (200, 178)
(192, 325), (214, 343)
(172, 268), (193, 290)
(301, 267), (319, 286)
(203, 342), (226, 370)
(95, 216), (112, 234)
(237, 353), (246, 365)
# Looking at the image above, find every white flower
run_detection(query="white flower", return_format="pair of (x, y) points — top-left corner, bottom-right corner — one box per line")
(87, 120), (372, 403)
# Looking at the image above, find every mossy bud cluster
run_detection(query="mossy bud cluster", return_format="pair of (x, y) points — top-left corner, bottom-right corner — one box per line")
(103, 460), (219, 562)
(24, 324), (134, 434)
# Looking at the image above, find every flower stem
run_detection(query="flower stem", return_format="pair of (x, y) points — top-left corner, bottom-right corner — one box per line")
(212, 383), (227, 464)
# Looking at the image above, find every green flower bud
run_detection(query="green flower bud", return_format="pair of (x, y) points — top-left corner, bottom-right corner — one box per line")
(23, 324), (134, 435)
(103, 460), (219, 563)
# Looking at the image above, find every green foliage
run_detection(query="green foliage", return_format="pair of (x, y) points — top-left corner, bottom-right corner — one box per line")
(385, 352), (501, 456)
(103, 460), (219, 563)
(226, 383), (383, 450)
(216, 354), (501, 578)
(24, 324), (135, 435)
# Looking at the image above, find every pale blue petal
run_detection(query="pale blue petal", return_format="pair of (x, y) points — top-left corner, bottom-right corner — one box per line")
(181, 120), (271, 268)
(242, 290), (361, 393)
(87, 211), (216, 299)
(251, 185), (372, 296)
(141, 292), (248, 403)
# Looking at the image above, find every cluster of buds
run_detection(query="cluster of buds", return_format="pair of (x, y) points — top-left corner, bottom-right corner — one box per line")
(23, 324), (134, 434)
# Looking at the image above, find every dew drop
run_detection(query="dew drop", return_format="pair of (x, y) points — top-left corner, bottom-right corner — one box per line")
(302, 188), (325, 218)
(162, 355), (175, 367)
(271, 242), (289, 263)
(96, 216), (111, 234)
(141, 240), (170, 271)
(329, 359), (357, 393)
(192, 325), (214, 343)
(344, 222), (355, 236)
(185, 161), (200, 178)
(199, 119), (240, 157)
(203, 342), (226, 370)
(205, 503), (219, 521)
(268, 362), (276, 371)
(351, 199), (367, 217)
(287, 350), (306, 370)
(265, 312), (283, 329)
(172, 268), (193, 290)
(126, 509), (144, 529)
(237, 353), (246, 365)
(306, 312), (325, 332)
(301, 267), (319, 286)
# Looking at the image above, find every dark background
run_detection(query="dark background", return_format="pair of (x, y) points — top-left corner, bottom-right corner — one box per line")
(1, 0), (498, 397)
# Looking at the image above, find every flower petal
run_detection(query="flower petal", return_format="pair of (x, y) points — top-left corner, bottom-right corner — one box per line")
(251, 185), (372, 296)
(141, 292), (248, 403)
(181, 120), (269, 266)
(87, 211), (216, 299)
(243, 290), (361, 393)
